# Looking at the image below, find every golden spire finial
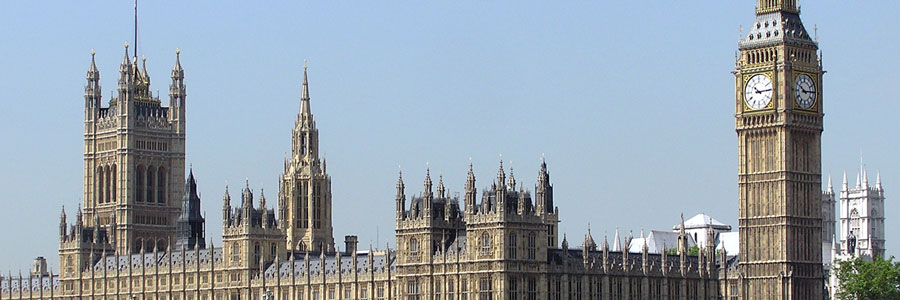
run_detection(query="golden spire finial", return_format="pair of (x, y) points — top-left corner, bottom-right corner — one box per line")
(124, 41), (129, 49)
(304, 59), (308, 71)
(175, 48), (180, 55)
(91, 49), (96, 56)
(142, 55), (147, 63)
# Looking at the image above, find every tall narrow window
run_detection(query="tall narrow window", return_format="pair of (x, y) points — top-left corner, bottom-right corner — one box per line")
(111, 164), (117, 203)
(157, 167), (166, 204)
(104, 165), (111, 204)
(146, 166), (155, 204)
(508, 234), (517, 259)
(460, 279), (468, 300)
(254, 242), (261, 264)
(97, 166), (105, 204)
(508, 277), (518, 300)
(527, 233), (536, 260)
(136, 165), (145, 202)
(526, 278), (537, 300)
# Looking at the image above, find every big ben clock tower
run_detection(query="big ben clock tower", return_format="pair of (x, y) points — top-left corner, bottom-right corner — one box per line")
(735, 0), (824, 299)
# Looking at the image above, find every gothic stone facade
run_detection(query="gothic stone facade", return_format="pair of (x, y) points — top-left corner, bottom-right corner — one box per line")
(0, 42), (720, 299)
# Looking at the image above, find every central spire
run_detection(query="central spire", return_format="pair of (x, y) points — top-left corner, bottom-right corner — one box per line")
(300, 60), (311, 116)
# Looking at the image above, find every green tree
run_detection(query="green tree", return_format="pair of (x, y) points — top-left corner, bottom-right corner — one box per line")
(833, 256), (900, 300)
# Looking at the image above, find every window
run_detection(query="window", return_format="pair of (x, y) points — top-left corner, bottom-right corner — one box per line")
(345, 288), (351, 299)
(480, 233), (492, 255)
(509, 277), (518, 300)
(527, 278), (537, 300)
(146, 166), (155, 203)
(508, 234), (517, 259)
(409, 238), (419, 257)
(157, 167), (166, 203)
(377, 286), (385, 299)
(360, 287), (368, 299)
(271, 243), (277, 260)
(232, 243), (241, 263)
(850, 209), (861, 235)
(435, 280), (442, 300)
(328, 288), (335, 300)
(461, 279), (468, 300)
(447, 279), (455, 300)
(478, 277), (492, 300)
(527, 233), (536, 260)
(407, 280), (420, 300)
(254, 242), (261, 264)
(136, 165), (145, 202)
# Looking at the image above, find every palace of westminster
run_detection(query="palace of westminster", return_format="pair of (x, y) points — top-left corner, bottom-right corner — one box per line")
(0, 1), (887, 299)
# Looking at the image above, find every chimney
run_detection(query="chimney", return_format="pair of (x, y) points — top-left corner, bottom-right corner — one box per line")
(32, 257), (48, 276)
(344, 235), (359, 254)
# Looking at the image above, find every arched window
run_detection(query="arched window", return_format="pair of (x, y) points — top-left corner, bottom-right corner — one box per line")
(527, 233), (536, 260)
(480, 232), (492, 254)
(111, 164), (117, 203)
(136, 165), (145, 202)
(146, 166), (155, 204)
(850, 209), (860, 235)
(157, 167), (166, 204)
(409, 238), (419, 256)
(96, 166), (104, 204)
(157, 239), (167, 252)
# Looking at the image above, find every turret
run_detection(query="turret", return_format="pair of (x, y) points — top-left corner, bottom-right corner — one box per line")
(423, 168), (433, 217)
(241, 180), (253, 226)
(536, 157), (553, 214)
(223, 185), (232, 227)
(169, 48), (186, 132)
(117, 43), (132, 99)
(396, 170), (406, 220)
(464, 162), (476, 215)
(84, 50), (101, 119)
(59, 206), (67, 241)
(436, 175), (446, 199)
(876, 171), (883, 191)
(495, 160), (506, 211)
(842, 170), (848, 192)
(260, 189), (269, 228)
(826, 175), (834, 194)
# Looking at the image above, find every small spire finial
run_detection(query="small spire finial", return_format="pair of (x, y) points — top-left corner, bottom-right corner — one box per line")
(91, 49), (96, 56)
(142, 55), (147, 63)
(304, 59), (308, 71)
(175, 48), (180, 55)
(124, 41), (129, 49)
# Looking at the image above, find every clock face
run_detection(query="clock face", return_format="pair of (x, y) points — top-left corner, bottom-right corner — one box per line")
(744, 74), (773, 110)
(794, 74), (817, 109)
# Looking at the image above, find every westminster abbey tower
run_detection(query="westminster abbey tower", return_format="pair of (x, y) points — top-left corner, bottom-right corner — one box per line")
(735, 0), (825, 298)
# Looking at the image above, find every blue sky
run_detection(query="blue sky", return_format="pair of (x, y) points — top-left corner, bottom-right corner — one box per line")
(1, 1), (898, 271)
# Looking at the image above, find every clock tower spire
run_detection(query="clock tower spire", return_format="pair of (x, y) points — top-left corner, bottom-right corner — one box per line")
(735, 0), (824, 298)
